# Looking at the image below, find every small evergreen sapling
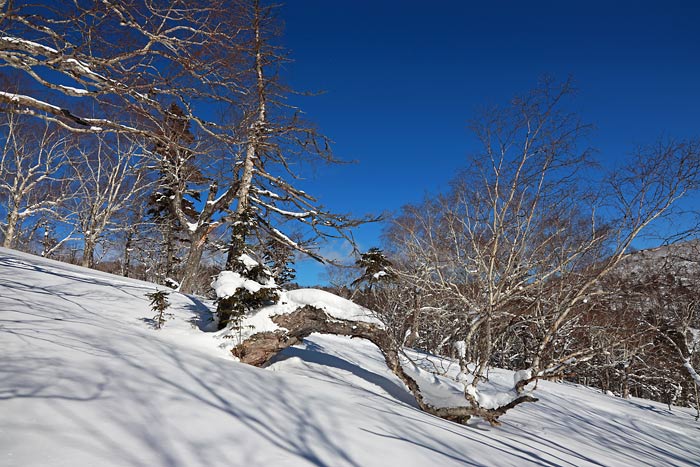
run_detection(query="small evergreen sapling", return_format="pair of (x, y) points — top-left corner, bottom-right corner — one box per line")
(146, 289), (172, 329)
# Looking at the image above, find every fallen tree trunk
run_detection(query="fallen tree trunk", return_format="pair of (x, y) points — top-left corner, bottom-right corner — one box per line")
(233, 305), (537, 426)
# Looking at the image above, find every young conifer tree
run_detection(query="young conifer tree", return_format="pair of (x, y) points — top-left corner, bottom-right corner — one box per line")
(145, 289), (171, 330)
(352, 247), (396, 292)
(213, 209), (279, 330)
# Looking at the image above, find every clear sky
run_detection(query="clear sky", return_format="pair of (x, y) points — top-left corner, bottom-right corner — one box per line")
(277, 0), (700, 285)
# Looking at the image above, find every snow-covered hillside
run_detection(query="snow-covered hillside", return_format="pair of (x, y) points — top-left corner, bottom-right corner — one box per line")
(2, 247), (699, 467)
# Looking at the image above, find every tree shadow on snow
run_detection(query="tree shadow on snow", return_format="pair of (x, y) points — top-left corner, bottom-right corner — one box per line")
(180, 294), (216, 331)
(270, 344), (419, 408)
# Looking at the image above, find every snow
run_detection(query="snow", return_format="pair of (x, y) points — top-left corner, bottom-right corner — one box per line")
(372, 270), (387, 280)
(281, 288), (382, 324)
(513, 368), (532, 386)
(453, 340), (466, 358)
(683, 359), (700, 385)
(0, 90), (61, 111)
(64, 57), (107, 81)
(253, 198), (317, 218)
(205, 188), (231, 207)
(58, 85), (89, 95)
(0, 36), (58, 54)
(2, 246), (700, 467)
(462, 383), (521, 410)
(217, 288), (384, 347)
(238, 253), (260, 271)
(210, 258), (276, 302)
(271, 227), (300, 250)
(253, 187), (283, 199)
(211, 270), (266, 297)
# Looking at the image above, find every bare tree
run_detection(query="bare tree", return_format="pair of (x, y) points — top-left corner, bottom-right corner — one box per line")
(66, 134), (150, 268)
(589, 242), (700, 410)
(170, 0), (373, 293)
(0, 112), (72, 249)
(0, 0), (246, 276)
(1, 1), (372, 293)
(381, 80), (700, 421)
(214, 0), (371, 289)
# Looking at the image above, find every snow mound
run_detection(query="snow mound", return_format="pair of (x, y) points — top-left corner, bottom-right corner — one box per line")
(283, 288), (382, 325)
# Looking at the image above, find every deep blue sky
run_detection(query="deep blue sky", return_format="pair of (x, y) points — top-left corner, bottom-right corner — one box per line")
(278, 1), (700, 284)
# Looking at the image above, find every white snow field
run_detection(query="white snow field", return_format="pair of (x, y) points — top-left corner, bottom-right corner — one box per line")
(1, 246), (699, 467)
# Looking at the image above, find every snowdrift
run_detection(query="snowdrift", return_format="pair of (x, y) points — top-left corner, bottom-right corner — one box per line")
(2, 247), (699, 466)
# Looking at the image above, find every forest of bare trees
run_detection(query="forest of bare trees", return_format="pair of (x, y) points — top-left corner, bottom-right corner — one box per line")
(2, 0), (699, 425)
(345, 82), (700, 418)
(0, 0), (367, 293)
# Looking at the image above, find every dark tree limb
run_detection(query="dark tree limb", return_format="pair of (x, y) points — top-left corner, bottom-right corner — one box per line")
(233, 305), (538, 426)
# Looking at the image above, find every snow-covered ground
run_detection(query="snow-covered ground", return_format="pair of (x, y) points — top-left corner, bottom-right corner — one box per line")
(2, 246), (699, 466)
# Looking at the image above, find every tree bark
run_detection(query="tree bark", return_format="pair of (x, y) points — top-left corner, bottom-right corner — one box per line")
(81, 237), (96, 268)
(122, 230), (133, 277)
(164, 223), (175, 279)
(2, 210), (18, 249)
(179, 237), (206, 294)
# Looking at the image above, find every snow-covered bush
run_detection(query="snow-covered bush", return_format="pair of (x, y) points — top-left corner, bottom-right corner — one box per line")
(212, 254), (279, 330)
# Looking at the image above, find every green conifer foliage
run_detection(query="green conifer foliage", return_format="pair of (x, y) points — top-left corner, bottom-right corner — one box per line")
(145, 289), (172, 329)
(352, 248), (396, 291)
(215, 209), (279, 330)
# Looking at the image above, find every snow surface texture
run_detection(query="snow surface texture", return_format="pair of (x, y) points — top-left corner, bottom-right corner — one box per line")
(1, 246), (699, 466)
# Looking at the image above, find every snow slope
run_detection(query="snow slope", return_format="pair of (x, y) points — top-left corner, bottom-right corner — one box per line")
(1, 247), (699, 467)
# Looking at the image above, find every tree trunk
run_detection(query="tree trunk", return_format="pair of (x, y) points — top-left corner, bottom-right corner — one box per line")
(225, 2), (266, 270)
(2, 210), (19, 249)
(122, 230), (133, 277)
(179, 237), (206, 294)
(81, 237), (96, 268)
(233, 305), (537, 426)
(164, 223), (176, 279)
(622, 363), (631, 399)
(403, 288), (421, 347)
